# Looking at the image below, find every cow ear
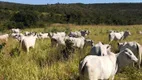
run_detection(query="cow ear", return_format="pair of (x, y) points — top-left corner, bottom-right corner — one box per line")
(118, 42), (123, 46)
(48, 33), (52, 38)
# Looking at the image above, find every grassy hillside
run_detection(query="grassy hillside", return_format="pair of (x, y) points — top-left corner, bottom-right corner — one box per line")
(0, 24), (142, 80)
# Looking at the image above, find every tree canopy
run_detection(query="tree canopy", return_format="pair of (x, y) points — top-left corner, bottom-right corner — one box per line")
(0, 2), (142, 29)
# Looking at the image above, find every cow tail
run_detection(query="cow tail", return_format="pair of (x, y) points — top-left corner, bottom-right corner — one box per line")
(136, 42), (142, 68)
(79, 60), (87, 75)
(19, 40), (23, 50)
(108, 33), (112, 43)
(108, 34), (111, 41)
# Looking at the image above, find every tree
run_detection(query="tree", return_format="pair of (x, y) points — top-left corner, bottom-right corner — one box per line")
(10, 11), (38, 28)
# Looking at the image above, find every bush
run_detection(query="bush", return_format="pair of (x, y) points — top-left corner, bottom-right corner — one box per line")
(37, 22), (46, 28)
(50, 27), (58, 33)
(0, 43), (6, 53)
(10, 47), (20, 57)
(3, 21), (15, 29)
(44, 27), (61, 33)
(10, 11), (39, 29)
(65, 27), (71, 34)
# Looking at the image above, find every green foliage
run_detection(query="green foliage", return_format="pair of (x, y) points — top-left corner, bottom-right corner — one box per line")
(0, 26), (6, 32)
(1, 2), (142, 29)
(44, 27), (65, 33)
(10, 47), (20, 57)
(0, 43), (6, 52)
(110, 40), (119, 53)
(9, 11), (38, 29)
(65, 27), (71, 34)
(50, 27), (58, 33)
(4, 21), (25, 29)
(61, 39), (75, 59)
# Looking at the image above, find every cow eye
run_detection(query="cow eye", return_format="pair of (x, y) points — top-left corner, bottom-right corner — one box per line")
(126, 54), (131, 59)
(107, 46), (110, 49)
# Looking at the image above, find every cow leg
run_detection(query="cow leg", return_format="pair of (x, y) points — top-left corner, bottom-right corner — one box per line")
(132, 62), (135, 67)
(5, 38), (8, 42)
(137, 53), (141, 68)
(109, 34), (114, 42)
(109, 38), (113, 43)
(55, 43), (57, 47)
(32, 45), (34, 48)
(109, 76), (115, 80)
(26, 46), (29, 52)
(88, 67), (98, 80)
(138, 58), (141, 69)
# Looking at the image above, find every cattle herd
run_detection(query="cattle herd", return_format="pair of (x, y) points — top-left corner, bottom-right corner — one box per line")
(0, 28), (142, 80)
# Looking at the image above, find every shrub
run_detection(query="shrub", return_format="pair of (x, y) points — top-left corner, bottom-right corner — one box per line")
(10, 11), (39, 29)
(10, 47), (20, 57)
(65, 27), (71, 34)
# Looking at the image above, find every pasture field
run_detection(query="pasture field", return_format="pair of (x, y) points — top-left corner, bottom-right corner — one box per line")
(0, 24), (142, 80)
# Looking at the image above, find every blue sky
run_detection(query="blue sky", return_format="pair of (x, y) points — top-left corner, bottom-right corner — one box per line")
(1, 0), (142, 4)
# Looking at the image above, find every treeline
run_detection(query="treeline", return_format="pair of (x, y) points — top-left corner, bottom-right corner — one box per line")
(0, 2), (142, 29)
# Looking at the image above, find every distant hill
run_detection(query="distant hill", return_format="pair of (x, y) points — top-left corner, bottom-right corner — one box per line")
(0, 1), (142, 29)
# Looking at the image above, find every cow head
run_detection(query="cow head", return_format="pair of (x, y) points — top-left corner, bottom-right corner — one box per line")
(124, 48), (138, 63)
(85, 30), (90, 35)
(84, 39), (94, 47)
(118, 42), (127, 51)
(117, 48), (138, 68)
(97, 42), (111, 56)
(101, 44), (111, 56)
(124, 31), (131, 39)
(49, 32), (53, 38)
(118, 42), (124, 49)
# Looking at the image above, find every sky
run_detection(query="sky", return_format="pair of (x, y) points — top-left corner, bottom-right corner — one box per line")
(1, 0), (142, 4)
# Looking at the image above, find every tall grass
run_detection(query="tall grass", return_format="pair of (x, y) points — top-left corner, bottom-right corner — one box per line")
(0, 25), (142, 80)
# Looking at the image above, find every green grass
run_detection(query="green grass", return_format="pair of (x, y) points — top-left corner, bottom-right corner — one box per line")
(0, 24), (142, 80)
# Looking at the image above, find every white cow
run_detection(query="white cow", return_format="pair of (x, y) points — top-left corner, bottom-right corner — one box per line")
(17, 33), (25, 42)
(139, 31), (142, 34)
(0, 34), (9, 41)
(109, 31), (131, 42)
(38, 32), (49, 39)
(118, 41), (142, 68)
(21, 35), (37, 52)
(24, 32), (37, 36)
(84, 39), (94, 47)
(49, 32), (66, 38)
(56, 32), (66, 37)
(89, 42), (111, 56)
(11, 33), (18, 38)
(11, 33), (24, 41)
(65, 37), (94, 49)
(51, 35), (67, 47)
(79, 48), (138, 80)
(67, 36), (85, 49)
(24, 31), (32, 36)
(11, 28), (20, 33)
(69, 30), (90, 37)
(69, 31), (82, 37)
(80, 30), (90, 37)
